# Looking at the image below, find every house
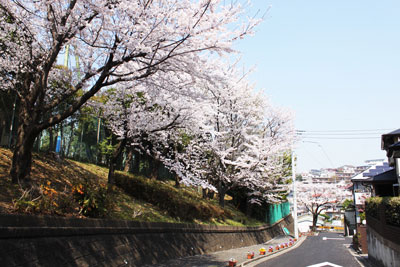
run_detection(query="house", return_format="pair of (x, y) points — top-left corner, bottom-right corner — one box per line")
(365, 129), (400, 266)
(380, 129), (400, 195)
(351, 161), (385, 208)
(362, 169), (397, 197)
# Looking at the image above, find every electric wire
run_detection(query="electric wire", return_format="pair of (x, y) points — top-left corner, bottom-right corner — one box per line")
(296, 128), (388, 140)
(296, 128), (392, 133)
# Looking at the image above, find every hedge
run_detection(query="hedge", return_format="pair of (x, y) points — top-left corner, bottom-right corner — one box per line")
(366, 197), (400, 226)
(365, 197), (382, 219)
(385, 197), (400, 226)
(114, 173), (227, 222)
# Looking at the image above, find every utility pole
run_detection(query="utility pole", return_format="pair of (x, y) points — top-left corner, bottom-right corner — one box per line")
(292, 151), (299, 239)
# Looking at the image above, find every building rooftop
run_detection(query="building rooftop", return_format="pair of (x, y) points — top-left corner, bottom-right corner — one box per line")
(351, 161), (391, 182)
(363, 169), (397, 184)
(382, 128), (400, 150)
(363, 162), (393, 177)
(383, 129), (400, 136)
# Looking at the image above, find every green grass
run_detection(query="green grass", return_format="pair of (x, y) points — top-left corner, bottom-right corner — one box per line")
(0, 147), (264, 226)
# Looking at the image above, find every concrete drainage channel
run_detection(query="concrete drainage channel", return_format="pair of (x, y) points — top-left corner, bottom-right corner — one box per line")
(237, 236), (307, 267)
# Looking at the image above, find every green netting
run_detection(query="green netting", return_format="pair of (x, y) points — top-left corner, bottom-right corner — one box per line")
(265, 202), (290, 225)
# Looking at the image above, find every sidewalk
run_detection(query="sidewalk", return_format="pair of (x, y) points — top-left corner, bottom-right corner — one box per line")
(149, 235), (306, 267)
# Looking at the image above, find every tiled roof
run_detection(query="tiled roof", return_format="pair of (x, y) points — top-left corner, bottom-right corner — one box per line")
(362, 162), (393, 177)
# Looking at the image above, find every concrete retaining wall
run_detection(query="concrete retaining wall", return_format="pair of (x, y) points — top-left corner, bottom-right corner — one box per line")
(367, 214), (400, 267)
(367, 226), (400, 267)
(0, 214), (293, 266)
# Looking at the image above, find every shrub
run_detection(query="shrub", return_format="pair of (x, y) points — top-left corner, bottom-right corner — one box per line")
(365, 197), (382, 219)
(359, 211), (366, 222)
(72, 181), (110, 217)
(13, 181), (76, 215)
(342, 198), (355, 210)
(115, 173), (226, 222)
(384, 197), (400, 226)
(366, 197), (400, 226)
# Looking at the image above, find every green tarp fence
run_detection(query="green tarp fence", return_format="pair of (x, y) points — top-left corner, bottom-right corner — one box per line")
(265, 202), (290, 225)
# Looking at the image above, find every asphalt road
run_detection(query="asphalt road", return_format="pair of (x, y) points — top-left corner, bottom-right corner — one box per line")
(255, 232), (361, 267)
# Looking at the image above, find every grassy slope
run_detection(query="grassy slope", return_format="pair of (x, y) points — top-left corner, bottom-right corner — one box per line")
(0, 147), (263, 226)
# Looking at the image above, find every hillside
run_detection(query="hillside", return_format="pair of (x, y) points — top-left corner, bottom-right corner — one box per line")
(0, 147), (263, 226)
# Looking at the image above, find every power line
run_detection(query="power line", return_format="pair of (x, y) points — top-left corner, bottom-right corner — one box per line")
(297, 132), (383, 136)
(301, 136), (380, 140)
(302, 141), (335, 167)
(296, 128), (392, 133)
(296, 129), (386, 139)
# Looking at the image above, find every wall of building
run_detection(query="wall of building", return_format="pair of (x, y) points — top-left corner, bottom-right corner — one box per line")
(0, 214), (293, 267)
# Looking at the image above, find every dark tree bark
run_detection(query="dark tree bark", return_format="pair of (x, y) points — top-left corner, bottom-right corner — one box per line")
(218, 181), (227, 208)
(132, 150), (141, 174)
(9, 31), (120, 184)
(10, 120), (38, 184)
(202, 188), (207, 199)
(35, 132), (41, 152)
(312, 213), (319, 232)
(108, 138), (127, 184)
(60, 122), (64, 156)
(48, 127), (54, 152)
(150, 157), (160, 180)
(310, 204), (325, 232)
(245, 198), (253, 216)
(174, 173), (180, 188)
(123, 148), (133, 172)
(65, 121), (74, 158)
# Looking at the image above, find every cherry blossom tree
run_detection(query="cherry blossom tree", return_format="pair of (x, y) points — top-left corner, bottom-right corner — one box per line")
(98, 79), (198, 184)
(236, 103), (295, 204)
(147, 61), (296, 207)
(0, 0), (260, 184)
(297, 182), (351, 231)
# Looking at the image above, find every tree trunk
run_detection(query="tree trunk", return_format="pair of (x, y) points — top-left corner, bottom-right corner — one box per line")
(174, 173), (180, 188)
(10, 123), (38, 184)
(132, 150), (141, 174)
(60, 122), (64, 156)
(65, 121), (74, 158)
(108, 138), (127, 184)
(150, 157), (160, 180)
(218, 182), (227, 207)
(48, 127), (54, 152)
(202, 188), (207, 199)
(35, 132), (41, 152)
(123, 148), (133, 172)
(312, 213), (319, 232)
(245, 198), (252, 216)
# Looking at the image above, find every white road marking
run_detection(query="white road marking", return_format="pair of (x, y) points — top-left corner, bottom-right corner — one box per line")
(322, 237), (345, 241)
(306, 261), (343, 267)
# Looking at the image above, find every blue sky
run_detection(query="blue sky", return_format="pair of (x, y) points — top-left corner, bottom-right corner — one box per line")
(235, 0), (400, 172)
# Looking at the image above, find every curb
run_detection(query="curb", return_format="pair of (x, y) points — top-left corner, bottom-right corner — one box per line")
(346, 245), (374, 267)
(240, 236), (307, 266)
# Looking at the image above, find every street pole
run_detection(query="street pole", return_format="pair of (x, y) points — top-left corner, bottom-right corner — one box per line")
(292, 151), (299, 239)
